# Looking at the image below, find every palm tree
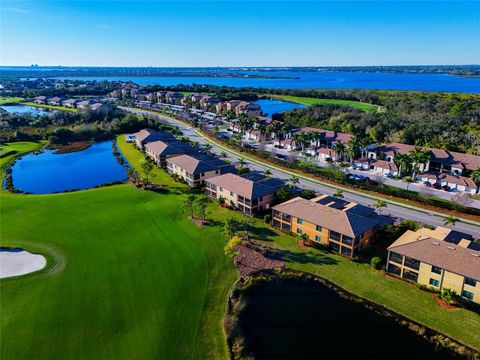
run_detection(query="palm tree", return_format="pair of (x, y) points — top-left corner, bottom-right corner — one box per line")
(374, 199), (387, 215)
(358, 137), (373, 158)
(470, 168), (480, 185)
(409, 148), (430, 180)
(332, 142), (346, 162)
(393, 153), (411, 177)
(297, 233), (310, 246)
(220, 151), (228, 159)
(443, 214), (459, 229)
(346, 138), (359, 164)
(404, 177), (415, 191)
(237, 158), (246, 168)
(182, 194), (197, 219)
(289, 175), (300, 188)
(264, 169), (272, 178)
(333, 189), (344, 198)
(203, 144), (213, 151)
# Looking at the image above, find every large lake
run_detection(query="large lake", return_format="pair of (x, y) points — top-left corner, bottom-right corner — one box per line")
(9, 141), (128, 194)
(252, 99), (306, 118)
(238, 278), (464, 359)
(56, 71), (480, 93)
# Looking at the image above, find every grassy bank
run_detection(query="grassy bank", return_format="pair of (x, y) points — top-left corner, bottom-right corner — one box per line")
(22, 101), (78, 113)
(0, 97), (24, 105)
(271, 94), (381, 112)
(1, 139), (479, 360)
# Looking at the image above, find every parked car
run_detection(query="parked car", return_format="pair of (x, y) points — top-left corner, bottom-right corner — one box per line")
(275, 154), (288, 160)
(441, 185), (451, 191)
(423, 181), (432, 187)
(432, 183), (441, 190)
(368, 179), (379, 186)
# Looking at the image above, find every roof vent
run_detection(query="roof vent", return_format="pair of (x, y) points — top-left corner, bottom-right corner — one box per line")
(471, 253), (479, 257)
(432, 242), (440, 245)
(447, 246), (456, 250)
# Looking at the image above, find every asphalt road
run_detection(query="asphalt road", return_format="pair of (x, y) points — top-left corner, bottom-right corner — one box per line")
(125, 107), (480, 238)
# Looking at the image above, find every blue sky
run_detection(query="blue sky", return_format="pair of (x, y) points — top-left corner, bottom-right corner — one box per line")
(1, 1), (479, 66)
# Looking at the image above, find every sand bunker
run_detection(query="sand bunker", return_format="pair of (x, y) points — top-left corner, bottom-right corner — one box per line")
(0, 248), (47, 279)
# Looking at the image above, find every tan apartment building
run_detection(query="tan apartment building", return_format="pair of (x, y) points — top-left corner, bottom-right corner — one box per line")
(166, 152), (235, 187)
(206, 172), (283, 214)
(272, 195), (381, 257)
(386, 227), (479, 304)
(132, 129), (176, 150)
(144, 139), (196, 166)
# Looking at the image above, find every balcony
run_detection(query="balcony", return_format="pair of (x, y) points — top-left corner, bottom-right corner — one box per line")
(404, 257), (420, 271)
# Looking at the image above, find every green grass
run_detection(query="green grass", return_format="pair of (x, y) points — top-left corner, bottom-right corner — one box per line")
(22, 101), (78, 113)
(0, 97), (24, 105)
(1, 140), (479, 359)
(271, 94), (381, 112)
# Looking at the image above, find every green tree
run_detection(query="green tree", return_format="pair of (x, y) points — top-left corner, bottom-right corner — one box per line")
(404, 177), (415, 191)
(374, 199), (387, 215)
(224, 217), (240, 237)
(370, 256), (382, 270)
(182, 194), (197, 219)
(289, 175), (300, 188)
(443, 214), (459, 229)
(333, 189), (344, 198)
(224, 235), (244, 258)
(300, 188), (316, 199)
(264, 169), (272, 178)
(241, 214), (256, 241)
(220, 151), (228, 159)
(141, 160), (154, 183)
(297, 233), (310, 245)
(471, 168), (480, 184)
(195, 195), (210, 221)
(276, 186), (293, 202)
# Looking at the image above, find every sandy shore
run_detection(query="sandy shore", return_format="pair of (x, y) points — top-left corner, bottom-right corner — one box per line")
(0, 250), (46, 279)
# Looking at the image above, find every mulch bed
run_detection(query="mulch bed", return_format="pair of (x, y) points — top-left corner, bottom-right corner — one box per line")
(297, 240), (313, 249)
(434, 295), (457, 310)
(234, 244), (284, 277)
(187, 216), (208, 227)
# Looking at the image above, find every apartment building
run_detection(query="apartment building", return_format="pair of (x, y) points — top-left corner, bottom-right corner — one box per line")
(272, 195), (382, 257)
(144, 139), (196, 166)
(132, 129), (176, 150)
(166, 152), (235, 187)
(206, 172), (283, 214)
(386, 226), (479, 304)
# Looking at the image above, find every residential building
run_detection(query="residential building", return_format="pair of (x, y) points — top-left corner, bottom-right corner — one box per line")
(132, 129), (176, 150)
(272, 195), (382, 257)
(47, 96), (65, 106)
(166, 152), (235, 187)
(419, 173), (478, 194)
(76, 100), (94, 111)
(226, 100), (243, 111)
(199, 95), (220, 109)
(386, 227), (479, 304)
(144, 139), (196, 166)
(165, 91), (184, 104)
(33, 96), (49, 104)
(89, 102), (111, 112)
(206, 172), (283, 214)
(235, 101), (262, 118)
(62, 98), (79, 108)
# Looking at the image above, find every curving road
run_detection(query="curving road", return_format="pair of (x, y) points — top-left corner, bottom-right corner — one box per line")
(124, 107), (480, 238)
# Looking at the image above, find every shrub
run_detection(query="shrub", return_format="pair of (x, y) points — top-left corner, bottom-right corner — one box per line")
(370, 256), (382, 270)
(264, 214), (272, 224)
(440, 289), (457, 305)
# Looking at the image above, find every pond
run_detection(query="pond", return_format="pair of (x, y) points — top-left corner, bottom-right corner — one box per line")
(237, 278), (465, 359)
(8, 141), (128, 194)
(251, 99), (306, 118)
(0, 104), (48, 116)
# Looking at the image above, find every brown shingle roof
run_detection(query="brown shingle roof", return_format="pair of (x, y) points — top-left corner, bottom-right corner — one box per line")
(388, 230), (480, 280)
(272, 197), (379, 238)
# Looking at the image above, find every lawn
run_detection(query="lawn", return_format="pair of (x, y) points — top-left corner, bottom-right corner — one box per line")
(0, 97), (24, 105)
(1, 139), (479, 359)
(271, 94), (381, 112)
(22, 101), (78, 113)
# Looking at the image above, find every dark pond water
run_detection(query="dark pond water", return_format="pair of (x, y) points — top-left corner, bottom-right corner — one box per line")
(9, 141), (128, 194)
(0, 105), (47, 115)
(238, 278), (464, 359)
(251, 99), (306, 118)
(56, 71), (480, 93)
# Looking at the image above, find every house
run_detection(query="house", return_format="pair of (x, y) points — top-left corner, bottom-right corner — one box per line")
(419, 173), (478, 194)
(61, 98), (79, 108)
(205, 172), (283, 214)
(133, 90), (149, 101)
(311, 147), (340, 162)
(33, 96), (49, 104)
(146, 92), (157, 103)
(76, 100), (94, 111)
(156, 91), (167, 103)
(428, 149), (480, 176)
(246, 129), (266, 142)
(144, 139), (196, 166)
(215, 101), (228, 113)
(48, 96), (64, 106)
(354, 158), (399, 176)
(133, 128), (176, 150)
(386, 227), (479, 304)
(199, 95), (220, 109)
(165, 92), (184, 104)
(166, 152), (235, 187)
(235, 101), (262, 118)
(272, 195), (381, 257)
(89, 102), (112, 113)
(226, 100), (243, 111)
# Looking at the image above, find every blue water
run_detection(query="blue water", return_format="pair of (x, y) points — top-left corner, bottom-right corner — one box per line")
(0, 105), (47, 115)
(252, 99), (306, 118)
(10, 141), (128, 194)
(56, 71), (480, 93)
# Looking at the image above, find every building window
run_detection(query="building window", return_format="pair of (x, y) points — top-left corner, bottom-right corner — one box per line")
(329, 242), (340, 251)
(404, 257), (420, 271)
(219, 187), (223, 192)
(230, 191), (234, 196)
(341, 247), (352, 257)
(297, 218), (303, 224)
(465, 277), (477, 287)
(462, 290), (474, 301)
(431, 266), (442, 275)
(387, 263), (401, 276)
(402, 270), (419, 282)
(316, 225), (323, 232)
(315, 235), (322, 242)
(329, 231), (341, 242)
(389, 252), (404, 264)
(296, 228), (302, 234)
(429, 278), (440, 287)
